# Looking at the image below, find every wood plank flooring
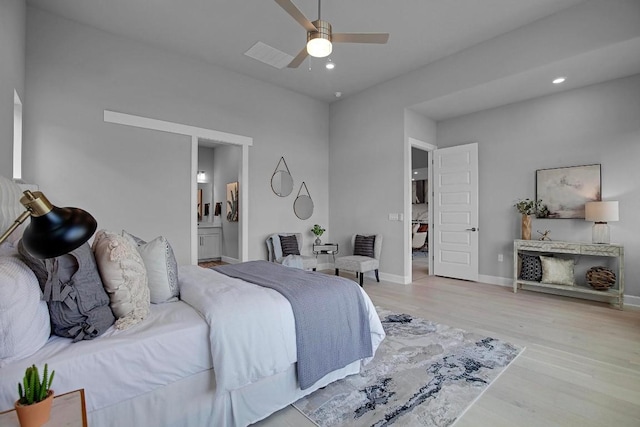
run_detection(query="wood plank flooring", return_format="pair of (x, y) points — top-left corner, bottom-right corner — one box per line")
(254, 267), (640, 426)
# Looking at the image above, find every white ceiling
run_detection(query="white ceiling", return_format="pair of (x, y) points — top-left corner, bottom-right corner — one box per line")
(26, 0), (640, 119)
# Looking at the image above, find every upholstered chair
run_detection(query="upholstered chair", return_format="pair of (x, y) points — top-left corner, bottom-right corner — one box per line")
(334, 234), (382, 286)
(265, 233), (317, 271)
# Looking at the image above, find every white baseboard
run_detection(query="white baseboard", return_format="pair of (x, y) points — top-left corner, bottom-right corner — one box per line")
(624, 294), (640, 307)
(478, 274), (640, 308)
(221, 256), (240, 264)
(378, 271), (410, 285)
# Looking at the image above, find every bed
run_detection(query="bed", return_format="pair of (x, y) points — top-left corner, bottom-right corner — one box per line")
(0, 176), (385, 426)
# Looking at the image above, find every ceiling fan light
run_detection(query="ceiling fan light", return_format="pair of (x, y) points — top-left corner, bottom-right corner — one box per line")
(307, 19), (332, 58)
(307, 38), (332, 58)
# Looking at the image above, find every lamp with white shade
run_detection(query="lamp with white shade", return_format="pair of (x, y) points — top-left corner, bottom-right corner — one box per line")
(585, 201), (619, 244)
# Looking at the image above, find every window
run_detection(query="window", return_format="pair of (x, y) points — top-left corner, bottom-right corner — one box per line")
(13, 90), (22, 180)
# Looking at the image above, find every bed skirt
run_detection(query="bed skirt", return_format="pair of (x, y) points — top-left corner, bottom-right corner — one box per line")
(89, 359), (362, 426)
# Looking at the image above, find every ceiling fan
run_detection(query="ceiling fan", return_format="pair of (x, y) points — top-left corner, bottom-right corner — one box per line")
(275, 0), (389, 68)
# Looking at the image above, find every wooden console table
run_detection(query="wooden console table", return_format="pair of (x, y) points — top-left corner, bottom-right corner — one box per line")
(513, 240), (624, 309)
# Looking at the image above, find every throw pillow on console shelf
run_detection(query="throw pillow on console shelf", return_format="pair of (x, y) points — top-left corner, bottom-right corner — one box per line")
(518, 253), (543, 282)
(540, 256), (575, 286)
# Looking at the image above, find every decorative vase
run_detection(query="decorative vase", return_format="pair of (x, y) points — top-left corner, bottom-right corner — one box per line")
(315, 237), (321, 245)
(15, 390), (54, 427)
(521, 214), (532, 240)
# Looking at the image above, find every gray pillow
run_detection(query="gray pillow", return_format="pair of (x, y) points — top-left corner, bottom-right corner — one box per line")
(354, 235), (375, 258)
(19, 241), (115, 341)
(279, 235), (300, 256)
(519, 253), (542, 281)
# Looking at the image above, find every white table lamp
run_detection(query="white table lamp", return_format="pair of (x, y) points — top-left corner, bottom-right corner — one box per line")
(585, 201), (619, 244)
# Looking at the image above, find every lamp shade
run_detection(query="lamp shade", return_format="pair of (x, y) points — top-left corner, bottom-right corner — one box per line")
(585, 201), (619, 222)
(20, 191), (97, 259)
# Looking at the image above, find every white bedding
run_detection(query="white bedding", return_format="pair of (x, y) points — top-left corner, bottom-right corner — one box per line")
(0, 301), (211, 413)
(179, 265), (385, 426)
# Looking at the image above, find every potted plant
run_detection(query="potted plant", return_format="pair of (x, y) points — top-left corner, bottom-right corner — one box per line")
(15, 364), (55, 427)
(311, 224), (325, 245)
(514, 198), (548, 240)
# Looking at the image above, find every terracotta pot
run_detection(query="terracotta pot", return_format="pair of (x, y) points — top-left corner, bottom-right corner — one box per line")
(521, 214), (532, 240)
(15, 390), (54, 427)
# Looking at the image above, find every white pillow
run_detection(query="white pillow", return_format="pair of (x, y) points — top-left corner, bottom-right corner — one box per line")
(0, 256), (50, 367)
(540, 256), (576, 286)
(122, 230), (179, 304)
(92, 230), (150, 330)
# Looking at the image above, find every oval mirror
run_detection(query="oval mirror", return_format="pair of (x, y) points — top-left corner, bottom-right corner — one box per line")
(294, 195), (314, 220)
(271, 170), (294, 197)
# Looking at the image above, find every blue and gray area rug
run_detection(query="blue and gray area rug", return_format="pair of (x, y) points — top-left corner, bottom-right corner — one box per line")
(294, 307), (523, 427)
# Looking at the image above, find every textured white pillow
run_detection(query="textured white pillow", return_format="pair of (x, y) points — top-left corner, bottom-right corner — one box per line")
(0, 256), (51, 367)
(122, 231), (179, 304)
(92, 230), (150, 330)
(540, 256), (576, 286)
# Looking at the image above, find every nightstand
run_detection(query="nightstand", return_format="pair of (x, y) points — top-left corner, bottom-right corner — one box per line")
(0, 389), (87, 427)
(313, 243), (339, 263)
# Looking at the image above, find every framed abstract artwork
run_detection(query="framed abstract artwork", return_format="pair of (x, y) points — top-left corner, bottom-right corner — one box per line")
(536, 164), (601, 219)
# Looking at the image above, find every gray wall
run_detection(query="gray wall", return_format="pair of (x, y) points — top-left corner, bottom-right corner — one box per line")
(23, 7), (329, 264)
(329, 0), (640, 284)
(0, 0), (25, 176)
(437, 74), (640, 296)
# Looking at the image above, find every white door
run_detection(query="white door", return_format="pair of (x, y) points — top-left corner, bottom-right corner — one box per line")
(432, 143), (479, 281)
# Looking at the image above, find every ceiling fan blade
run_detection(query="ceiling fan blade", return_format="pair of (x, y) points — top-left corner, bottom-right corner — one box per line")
(332, 33), (389, 44)
(275, 0), (317, 32)
(288, 46), (309, 68)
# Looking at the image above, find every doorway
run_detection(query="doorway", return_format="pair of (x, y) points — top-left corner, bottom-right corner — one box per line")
(411, 146), (430, 280)
(407, 138), (436, 284)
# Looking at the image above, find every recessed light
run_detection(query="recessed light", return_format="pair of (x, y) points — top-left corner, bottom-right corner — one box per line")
(553, 77), (566, 84)
(413, 171), (418, 175)
(335, 91), (342, 98)
(325, 60), (335, 70)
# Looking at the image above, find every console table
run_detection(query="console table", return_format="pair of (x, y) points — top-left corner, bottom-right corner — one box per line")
(513, 240), (624, 309)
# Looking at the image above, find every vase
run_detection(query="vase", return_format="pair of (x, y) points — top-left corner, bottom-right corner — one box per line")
(315, 237), (321, 245)
(15, 390), (54, 427)
(521, 214), (532, 240)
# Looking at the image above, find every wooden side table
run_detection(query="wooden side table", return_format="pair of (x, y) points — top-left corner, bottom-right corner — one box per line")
(0, 389), (87, 427)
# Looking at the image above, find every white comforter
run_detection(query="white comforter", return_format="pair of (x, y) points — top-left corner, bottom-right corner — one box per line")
(178, 265), (385, 395)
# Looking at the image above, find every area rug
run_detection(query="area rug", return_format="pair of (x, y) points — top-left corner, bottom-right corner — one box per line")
(293, 307), (524, 427)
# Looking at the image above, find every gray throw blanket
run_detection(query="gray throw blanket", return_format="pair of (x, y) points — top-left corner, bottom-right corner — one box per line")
(215, 261), (373, 390)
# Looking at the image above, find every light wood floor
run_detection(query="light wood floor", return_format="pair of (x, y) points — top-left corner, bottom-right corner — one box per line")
(254, 267), (640, 426)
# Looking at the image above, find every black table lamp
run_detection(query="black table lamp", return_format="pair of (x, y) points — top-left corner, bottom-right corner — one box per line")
(0, 190), (97, 259)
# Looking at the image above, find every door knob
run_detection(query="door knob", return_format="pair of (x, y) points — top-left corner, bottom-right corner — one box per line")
(466, 227), (478, 232)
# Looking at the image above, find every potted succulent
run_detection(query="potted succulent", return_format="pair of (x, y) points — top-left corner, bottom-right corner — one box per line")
(311, 224), (325, 245)
(15, 364), (55, 427)
(514, 198), (548, 240)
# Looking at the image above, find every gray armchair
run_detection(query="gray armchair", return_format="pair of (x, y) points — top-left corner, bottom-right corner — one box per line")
(266, 233), (317, 271)
(334, 234), (382, 286)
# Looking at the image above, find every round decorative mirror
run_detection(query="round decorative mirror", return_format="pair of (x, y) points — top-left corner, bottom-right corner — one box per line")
(271, 170), (294, 197)
(294, 195), (314, 220)
(271, 157), (294, 197)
